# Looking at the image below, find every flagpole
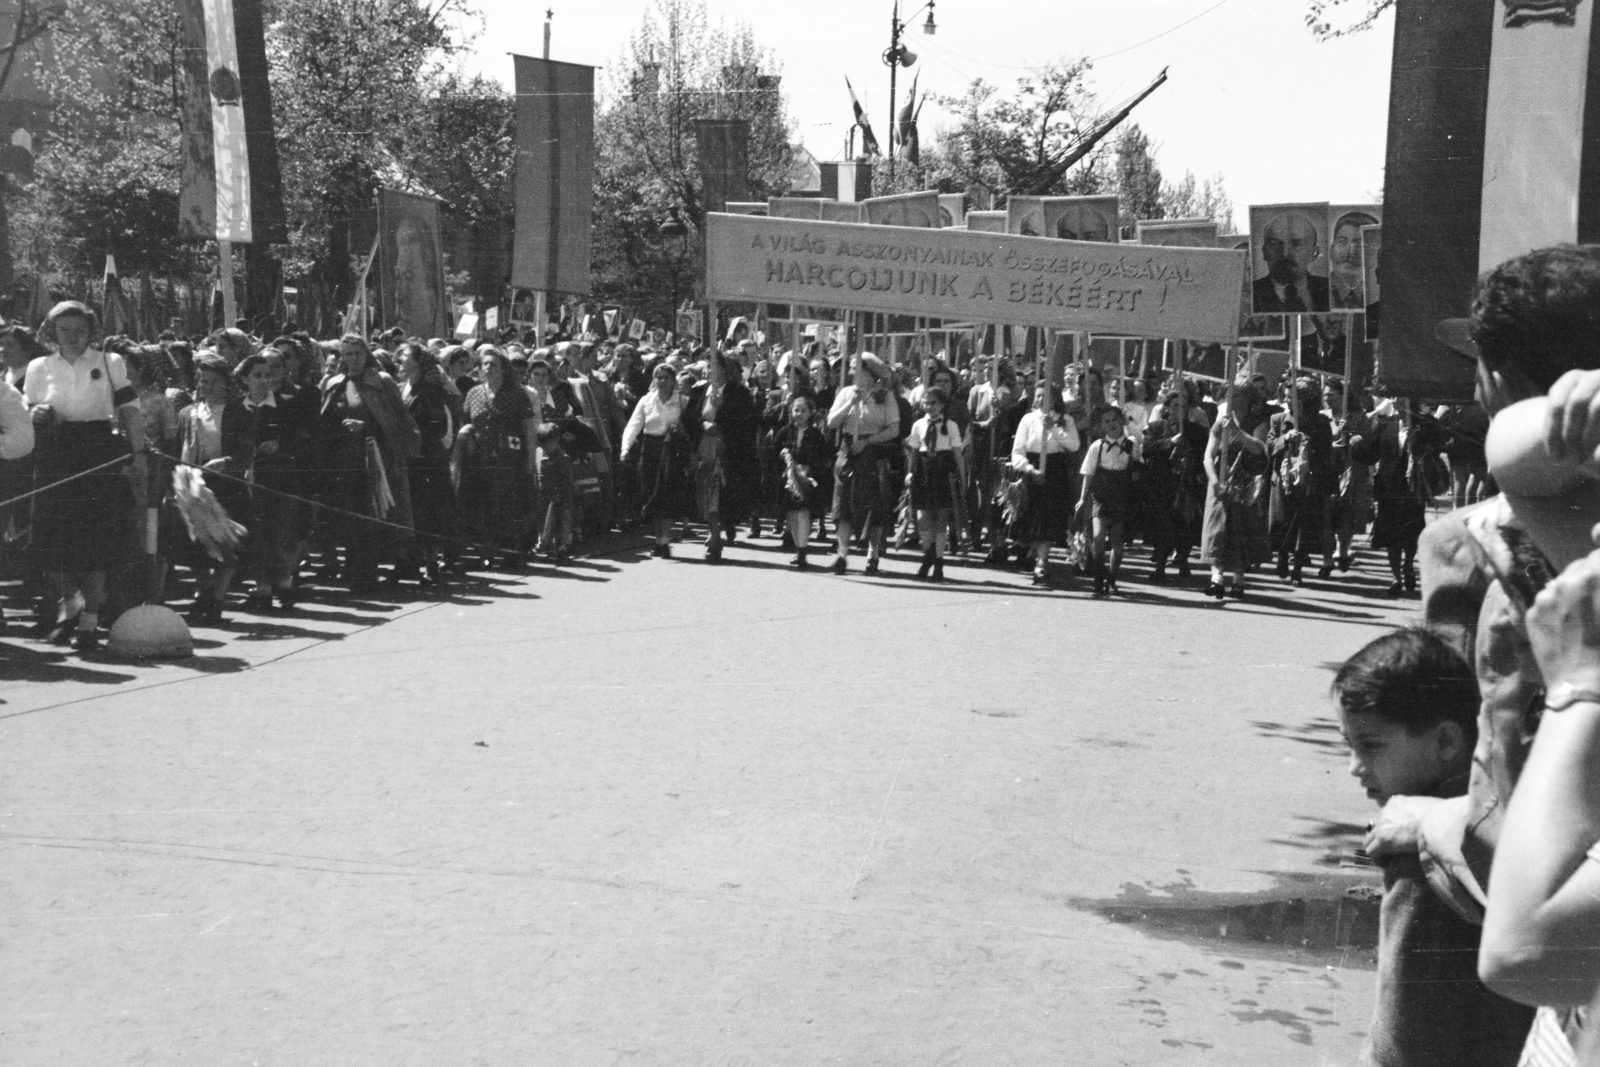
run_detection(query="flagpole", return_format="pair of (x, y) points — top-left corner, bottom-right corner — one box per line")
(218, 239), (238, 330)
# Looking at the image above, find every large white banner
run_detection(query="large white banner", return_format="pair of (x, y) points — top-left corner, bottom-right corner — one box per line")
(201, 0), (251, 242)
(706, 212), (1246, 343)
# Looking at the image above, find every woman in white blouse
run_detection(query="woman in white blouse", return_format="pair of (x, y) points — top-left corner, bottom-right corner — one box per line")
(620, 362), (689, 557)
(23, 301), (146, 650)
(1009, 381), (1081, 586)
(826, 353), (900, 575)
(904, 387), (966, 582)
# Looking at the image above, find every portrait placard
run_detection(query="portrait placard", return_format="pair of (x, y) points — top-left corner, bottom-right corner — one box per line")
(818, 200), (863, 224)
(862, 191), (940, 228)
(1006, 196), (1047, 237)
(966, 210), (1006, 233)
(1220, 233), (1285, 341)
(1248, 202), (1331, 315)
(1328, 205), (1382, 311)
(1044, 196), (1119, 242)
(1360, 223), (1382, 333)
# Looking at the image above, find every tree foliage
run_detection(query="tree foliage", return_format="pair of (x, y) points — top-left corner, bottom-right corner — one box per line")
(923, 60), (1110, 206)
(1305, 0), (1393, 39)
(590, 0), (794, 325)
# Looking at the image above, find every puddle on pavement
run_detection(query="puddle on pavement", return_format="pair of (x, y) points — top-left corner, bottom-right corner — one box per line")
(1072, 875), (1382, 968)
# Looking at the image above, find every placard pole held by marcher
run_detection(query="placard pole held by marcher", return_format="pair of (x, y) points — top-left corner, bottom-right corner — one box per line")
(218, 240), (237, 329)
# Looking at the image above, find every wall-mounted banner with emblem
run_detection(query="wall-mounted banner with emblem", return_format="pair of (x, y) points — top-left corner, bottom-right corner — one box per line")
(706, 212), (1246, 343)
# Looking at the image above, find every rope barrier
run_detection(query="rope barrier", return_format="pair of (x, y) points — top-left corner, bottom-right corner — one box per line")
(0, 452), (135, 512)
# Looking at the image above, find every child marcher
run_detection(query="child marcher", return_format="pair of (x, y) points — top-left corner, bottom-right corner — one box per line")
(1334, 628), (1535, 1067)
(1078, 405), (1139, 598)
(778, 395), (832, 570)
(904, 387), (965, 582)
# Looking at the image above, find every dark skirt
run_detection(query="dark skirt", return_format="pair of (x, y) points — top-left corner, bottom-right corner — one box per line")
(32, 421), (133, 572)
(832, 445), (897, 530)
(909, 450), (958, 511)
(638, 433), (690, 521)
(1200, 480), (1271, 571)
(407, 456), (456, 542)
(459, 445), (534, 552)
(1014, 450), (1074, 544)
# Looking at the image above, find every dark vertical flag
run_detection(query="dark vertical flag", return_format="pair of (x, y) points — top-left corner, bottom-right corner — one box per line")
(897, 73), (920, 164)
(695, 119), (750, 214)
(176, 0), (285, 243)
(1380, 0), (1598, 398)
(103, 254), (128, 337)
(846, 78), (880, 156)
(511, 55), (595, 296)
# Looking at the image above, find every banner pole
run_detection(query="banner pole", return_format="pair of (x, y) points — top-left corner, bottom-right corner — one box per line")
(534, 290), (547, 346)
(218, 239), (237, 329)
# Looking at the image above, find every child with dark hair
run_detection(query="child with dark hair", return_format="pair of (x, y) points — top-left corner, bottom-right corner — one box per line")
(1334, 627), (1534, 1067)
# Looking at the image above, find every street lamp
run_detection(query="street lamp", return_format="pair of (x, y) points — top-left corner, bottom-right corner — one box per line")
(884, 0), (935, 184)
(657, 206), (690, 320)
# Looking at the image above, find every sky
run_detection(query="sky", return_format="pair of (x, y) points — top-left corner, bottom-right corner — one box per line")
(455, 0), (1396, 233)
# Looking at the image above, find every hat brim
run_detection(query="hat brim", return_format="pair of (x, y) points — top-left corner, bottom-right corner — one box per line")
(1434, 318), (1479, 362)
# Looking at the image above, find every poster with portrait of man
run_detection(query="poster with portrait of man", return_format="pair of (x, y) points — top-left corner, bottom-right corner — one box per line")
(1044, 196), (1119, 242)
(1248, 202), (1331, 316)
(938, 193), (965, 228)
(1005, 196), (1047, 237)
(1220, 234), (1286, 341)
(1327, 205), (1382, 311)
(1136, 217), (1219, 248)
(1360, 223), (1382, 337)
(376, 188), (450, 339)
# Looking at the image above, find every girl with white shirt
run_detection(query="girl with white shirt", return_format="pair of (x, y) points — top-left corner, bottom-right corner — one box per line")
(1010, 381), (1081, 586)
(620, 362), (689, 557)
(1078, 406), (1141, 597)
(904, 387), (965, 582)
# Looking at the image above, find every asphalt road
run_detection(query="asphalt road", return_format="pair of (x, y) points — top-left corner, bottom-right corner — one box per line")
(1, 534), (1418, 1065)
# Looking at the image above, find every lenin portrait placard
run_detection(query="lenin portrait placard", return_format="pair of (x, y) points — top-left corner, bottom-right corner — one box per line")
(377, 188), (449, 339)
(1249, 202), (1331, 315)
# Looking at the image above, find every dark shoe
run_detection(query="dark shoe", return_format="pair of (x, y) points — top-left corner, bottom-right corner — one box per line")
(1092, 574), (1107, 598)
(831, 557), (847, 575)
(780, 530), (795, 550)
(791, 551), (809, 571)
(276, 586), (298, 610)
(1275, 554), (1290, 580)
(1176, 563), (1193, 581)
(864, 558), (880, 576)
(1291, 569), (1304, 587)
(187, 595), (215, 627)
(1108, 574), (1120, 596)
(704, 542), (722, 563)
(71, 628), (100, 653)
(1317, 561), (1334, 579)
(660, 544), (672, 559)
(1387, 578), (1404, 596)
(1338, 554), (1353, 572)
(750, 520), (763, 539)
(1229, 584), (1246, 601)
(917, 553), (934, 580)
(932, 559), (945, 582)
(1203, 581), (1225, 600)
(1404, 567), (1418, 594)
(246, 592), (274, 612)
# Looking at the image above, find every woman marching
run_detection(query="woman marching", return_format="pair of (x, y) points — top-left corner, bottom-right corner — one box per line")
(620, 361), (690, 558)
(778, 393), (833, 570)
(22, 302), (146, 651)
(236, 351), (314, 609)
(1078, 405), (1140, 598)
(1009, 380), (1080, 587)
(397, 343), (456, 583)
(683, 350), (759, 563)
(318, 333), (421, 593)
(1199, 380), (1272, 600)
(826, 353), (900, 575)
(904, 386), (966, 582)
(455, 346), (538, 569)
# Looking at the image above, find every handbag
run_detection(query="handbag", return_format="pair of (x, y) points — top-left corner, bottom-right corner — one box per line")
(1220, 445), (1265, 507)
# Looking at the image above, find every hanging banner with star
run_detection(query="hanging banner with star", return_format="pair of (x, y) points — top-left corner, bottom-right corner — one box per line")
(177, 0), (285, 244)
